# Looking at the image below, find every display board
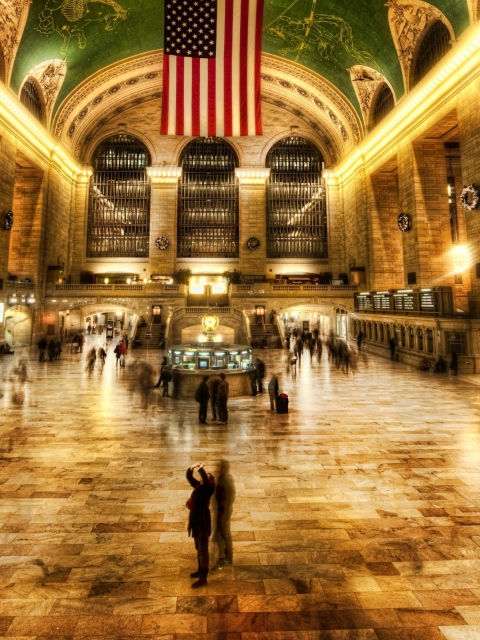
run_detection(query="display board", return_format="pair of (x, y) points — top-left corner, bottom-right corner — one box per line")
(355, 287), (453, 317)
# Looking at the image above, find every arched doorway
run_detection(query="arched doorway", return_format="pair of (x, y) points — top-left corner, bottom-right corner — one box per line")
(4, 306), (33, 348)
(278, 302), (351, 341)
(72, 304), (139, 341)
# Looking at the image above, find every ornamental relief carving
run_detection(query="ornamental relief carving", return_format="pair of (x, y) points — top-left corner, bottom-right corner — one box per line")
(0, 0), (32, 79)
(262, 53), (362, 143)
(385, 0), (449, 86)
(260, 71), (349, 149)
(53, 51), (162, 138)
(348, 66), (389, 127)
(26, 58), (66, 124)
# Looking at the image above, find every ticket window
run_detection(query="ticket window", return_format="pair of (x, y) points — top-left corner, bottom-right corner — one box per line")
(228, 353), (242, 370)
(198, 358), (210, 370)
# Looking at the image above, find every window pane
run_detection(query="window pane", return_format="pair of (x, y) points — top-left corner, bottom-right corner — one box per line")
(178, 137), (239, 258)
(87, 134), (151, 258)
(266, 137), (327, 259)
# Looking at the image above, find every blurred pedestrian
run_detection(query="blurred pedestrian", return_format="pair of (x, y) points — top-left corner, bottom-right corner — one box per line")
(195, 375), (210, 424)
(212, 459), (235, 570)
(268, 372), (279, 410)
(217, 373), (229, 424)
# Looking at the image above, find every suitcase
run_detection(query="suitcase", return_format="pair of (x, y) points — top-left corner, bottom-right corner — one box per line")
(276, 394), (289, 414)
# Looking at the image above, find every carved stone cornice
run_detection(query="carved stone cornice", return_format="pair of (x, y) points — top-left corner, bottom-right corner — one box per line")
(385, 0), (450, 88)
(261, 53), (363, 145)
(0, 0), (32, 82)
(348, 66), (391, 127)
(53, 52), (162, 139)
(27, 58), (66, 125)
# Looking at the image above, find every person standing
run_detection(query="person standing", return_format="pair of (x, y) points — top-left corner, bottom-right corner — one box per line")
(389, 337), (396, 361)
(255, 358), (265, 394)
(208, 374), (221, 421)
(357, 331), (364, 351)
(186, 463), (215, 588)
(217, 373), (229, 424)
(195, 375), (210, 424)
(37, 337), (47, 362)
(114, 342), (121, 366)
(450, 350), (459, 376)
(268, 372), (279, 410)
(212, 459), (236, 570)
(119, 340), (127, 367)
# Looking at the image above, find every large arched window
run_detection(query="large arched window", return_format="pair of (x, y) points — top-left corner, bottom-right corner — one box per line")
(178, 137), (239, 258)
(20, 79), (43, 123)
(413, 21), (451, 87)
(87, 134), (151, 258)
(372, 84), (395, 128)
(266, 137), (327, 259)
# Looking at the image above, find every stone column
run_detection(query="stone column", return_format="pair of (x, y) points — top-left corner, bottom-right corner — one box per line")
(70, 169), (92, 283)
(235, 168), (269, 276)
(0, 136), (16, 345)
(324, 173), (345, 281)
(458, 77), (480, 317)
(398, 141), (454, 289)
(148, 167), (182, 276)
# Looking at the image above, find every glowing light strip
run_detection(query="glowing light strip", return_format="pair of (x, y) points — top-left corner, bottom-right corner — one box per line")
(0, 86), (82, 175)
(334, 25), (480, 179)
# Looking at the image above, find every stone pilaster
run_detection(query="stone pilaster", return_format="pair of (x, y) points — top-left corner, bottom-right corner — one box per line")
(71, 169), (92, 283)
(324, 173), (344, 281)
(235, 168), (269, 276)
(148, 167), (181, 276)
(398, 141), (454, 288)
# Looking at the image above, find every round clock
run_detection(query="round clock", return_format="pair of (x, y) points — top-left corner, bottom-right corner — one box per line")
(247, 237), (260, 251)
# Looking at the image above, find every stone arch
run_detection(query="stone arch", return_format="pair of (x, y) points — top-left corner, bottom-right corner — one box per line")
(368, 82), (396, 131)
(19, 76), (47, 126)
(84, 127), (155, 168)
(408, 18), (454, 90)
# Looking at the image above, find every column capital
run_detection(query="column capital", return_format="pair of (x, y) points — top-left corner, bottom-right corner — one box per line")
(235, 167), (270, 185)
(147, 166), (182, 184)
(77, 167), (93, 184)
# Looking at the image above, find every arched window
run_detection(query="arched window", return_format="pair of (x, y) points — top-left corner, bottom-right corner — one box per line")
(413, 21), (451, 87)
(178, 137), (239, 258)
(20, 79), (43, 123)
(87, 134), (151, 258)
(266, 137), (327, 259)
(372, 84), (395, 128)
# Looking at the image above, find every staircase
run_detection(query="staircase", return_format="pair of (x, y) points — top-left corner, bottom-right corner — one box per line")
(249, 319), (283, 349)
(135, 321), (164, 348)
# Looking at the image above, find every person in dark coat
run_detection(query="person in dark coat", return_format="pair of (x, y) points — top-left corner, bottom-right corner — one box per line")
(255, 358), (265, 394)
(37, 337), (47, 362)
(357, 331), (364, 351)
(186, 463), (215, 588)
(196, 375), (210, 424)
(389, 337), (396, 361)
(450, 350), (459, 376)
(212, 459), (235, 570)
(208, 374), (221, 421)
(217, 373), (229, 424)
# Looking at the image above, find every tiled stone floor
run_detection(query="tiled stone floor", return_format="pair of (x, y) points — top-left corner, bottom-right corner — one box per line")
(1, 341), (480, 639)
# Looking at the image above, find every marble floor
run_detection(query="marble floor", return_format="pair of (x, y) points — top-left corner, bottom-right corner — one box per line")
(1, 341), (480, 639)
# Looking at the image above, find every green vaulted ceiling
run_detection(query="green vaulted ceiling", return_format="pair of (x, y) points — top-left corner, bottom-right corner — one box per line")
(11, 0), (471, 119)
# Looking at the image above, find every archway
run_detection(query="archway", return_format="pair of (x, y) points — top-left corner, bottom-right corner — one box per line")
(276, 302), (353, 342)
(4, 306), (33, 348)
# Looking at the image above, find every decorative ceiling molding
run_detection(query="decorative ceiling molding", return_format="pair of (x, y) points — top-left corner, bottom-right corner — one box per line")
(261, 53), (362, 146)
(348, 66), (393, 128)
(0, 0), (32, 84)
(385, 0), (452, 90)
(25, 58), (67, 126)
(53, 51), (162, 140)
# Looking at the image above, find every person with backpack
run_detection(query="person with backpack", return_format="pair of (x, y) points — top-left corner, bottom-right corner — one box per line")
(195, 375), (210, 424)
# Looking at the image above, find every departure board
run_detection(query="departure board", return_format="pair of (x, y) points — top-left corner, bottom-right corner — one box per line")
(355, 288), (452, 317)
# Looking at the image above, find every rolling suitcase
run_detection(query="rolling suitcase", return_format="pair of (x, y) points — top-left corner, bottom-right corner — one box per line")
(276, 393), (289, 414)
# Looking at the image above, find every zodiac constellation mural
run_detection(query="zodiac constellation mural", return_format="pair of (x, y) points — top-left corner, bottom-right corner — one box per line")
(37, 0), (127, 55)
(266, 0), (377, 68)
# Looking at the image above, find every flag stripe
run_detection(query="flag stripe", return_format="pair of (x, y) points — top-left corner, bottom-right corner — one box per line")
(160, 54), (169, 135)
(224, 0), (233, 137)
(239, 0), (249, 136)
(208, 58), (216, 137)
(184, 58), (192, 136)
(161, 0), (263, 137)
(255, 0), (263, 134)
(231, 0), (241, 136)
(192, 57), (200, 137)
(176, 56), (184, 135)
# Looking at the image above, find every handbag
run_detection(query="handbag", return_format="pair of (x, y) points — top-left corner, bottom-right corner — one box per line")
(186, 498), (193, 510)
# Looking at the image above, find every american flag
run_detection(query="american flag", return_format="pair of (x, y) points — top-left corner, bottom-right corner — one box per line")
(160, 0), (264, 137)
